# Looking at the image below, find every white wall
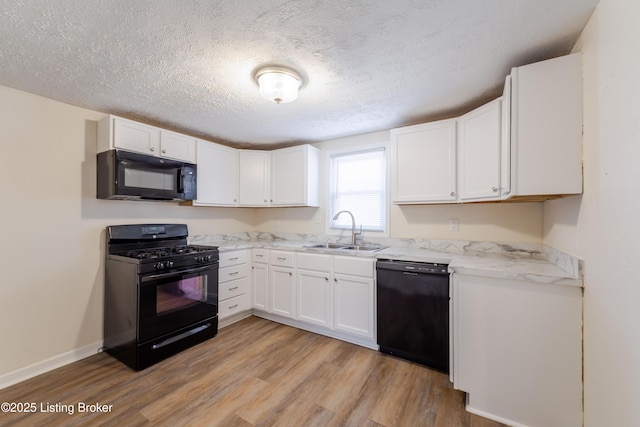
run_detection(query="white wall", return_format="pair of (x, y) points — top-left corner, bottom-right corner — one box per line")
(543, 0), (640, 425)
(0, 86), (256, 382)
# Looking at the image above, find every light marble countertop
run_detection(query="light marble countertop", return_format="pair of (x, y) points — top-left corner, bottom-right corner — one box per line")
(190, 232), (583, 287)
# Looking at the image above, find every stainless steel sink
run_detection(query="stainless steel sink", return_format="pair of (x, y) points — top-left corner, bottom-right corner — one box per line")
(304, 243), (386, 252)
(349, 245), (386, 252)
(305, 243), (351, 249)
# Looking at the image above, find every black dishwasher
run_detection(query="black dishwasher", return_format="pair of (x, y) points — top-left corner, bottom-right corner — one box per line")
(376, 259), (449, 373)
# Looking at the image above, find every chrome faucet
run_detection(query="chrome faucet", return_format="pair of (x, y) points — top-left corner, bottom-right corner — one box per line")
(332, 210), (362, 245)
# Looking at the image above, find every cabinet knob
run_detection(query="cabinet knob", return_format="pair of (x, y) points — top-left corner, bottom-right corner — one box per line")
(289, 272), (292, 276)
(492, 187), (498, 192)
(334, 278), (338, 282)
(161, 149), (166, 154)
(325, 277), (329, 281)
(150, 147), (155, 152)
(450, 191), (456, 197)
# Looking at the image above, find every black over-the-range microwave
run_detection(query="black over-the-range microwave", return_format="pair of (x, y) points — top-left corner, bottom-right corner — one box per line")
(97, 149), (197, 202)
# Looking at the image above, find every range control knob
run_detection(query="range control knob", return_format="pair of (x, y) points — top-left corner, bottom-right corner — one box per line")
(166, 261), (174, 268)
(155, 262), (165, 270)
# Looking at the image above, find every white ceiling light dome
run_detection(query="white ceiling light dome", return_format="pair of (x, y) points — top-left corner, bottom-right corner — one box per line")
(255, 66), (303, 104)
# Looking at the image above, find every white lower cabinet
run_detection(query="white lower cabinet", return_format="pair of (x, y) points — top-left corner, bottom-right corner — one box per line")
(251, 249), (270, 312)
(296, 253), (332, 328)
(270, 266), (295, 318)
(269, 251), (296, 319)
(452, 273), (582, 427)
(297, 269), (332, 327)
(218, 250), (251, 322)
(333, 256), (375, 339)
(250, 249), (376, 348)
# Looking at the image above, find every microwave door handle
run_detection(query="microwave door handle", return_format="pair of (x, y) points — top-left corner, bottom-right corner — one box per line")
(177, 168), (185, 193)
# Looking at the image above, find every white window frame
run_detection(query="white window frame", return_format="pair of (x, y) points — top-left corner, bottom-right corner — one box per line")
(325, 142), (390, 237)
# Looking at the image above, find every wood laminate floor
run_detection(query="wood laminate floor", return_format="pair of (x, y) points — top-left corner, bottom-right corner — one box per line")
(0, 317), (506, 427)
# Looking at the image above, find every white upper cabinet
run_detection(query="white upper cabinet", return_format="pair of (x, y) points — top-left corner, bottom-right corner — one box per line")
(98, 115), (195, 163)
(239, 150), (270, 206)
(457, 98), (503, 201)
(391, 53), (582, 205)
(193, 139), (239, 206)
(391, 119), (457, 203)
(507, 52), (583, 198)
(159, 130), (196, 163)
(270, 145), (320, 206)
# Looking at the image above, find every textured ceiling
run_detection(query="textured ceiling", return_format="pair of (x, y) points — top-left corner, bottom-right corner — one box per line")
(0, 0), (598, 148)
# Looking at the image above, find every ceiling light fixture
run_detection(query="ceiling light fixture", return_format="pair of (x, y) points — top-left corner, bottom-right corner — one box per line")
(255, 66), (302, 104)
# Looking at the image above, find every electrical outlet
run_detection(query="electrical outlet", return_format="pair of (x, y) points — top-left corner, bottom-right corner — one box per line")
(449, 218), (459, 232)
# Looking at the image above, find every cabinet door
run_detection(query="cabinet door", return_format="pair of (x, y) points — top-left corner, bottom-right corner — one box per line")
(510, 53), (582, 196)
(160, 130), (196, 163)
(251, 262), (269, 312)
(501, 76), (512, 198)
(334, 274), (374, 338)
(239, 150), (270, 206)
(458, 98), (502, 201)
(113, 117), (160, 155)
(297, 269), (332, 328)
(193, 140), (238, 206)
(270, 266), (296, 319)
(271, 145), (319, 206)
(391, 119), (457, 203)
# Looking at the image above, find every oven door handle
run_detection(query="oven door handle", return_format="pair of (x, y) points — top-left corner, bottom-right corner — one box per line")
(140, 264), (218, 283)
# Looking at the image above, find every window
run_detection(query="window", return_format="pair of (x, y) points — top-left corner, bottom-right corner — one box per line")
(329, 146), (387, 232)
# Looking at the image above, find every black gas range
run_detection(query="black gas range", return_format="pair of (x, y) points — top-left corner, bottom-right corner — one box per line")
(104, 224), (219, 370)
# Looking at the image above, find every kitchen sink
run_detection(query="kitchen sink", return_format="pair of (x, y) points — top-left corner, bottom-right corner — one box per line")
(305, 243), (349, 249)
(304, 243), (386, 252)
(349, 245), (387, 252)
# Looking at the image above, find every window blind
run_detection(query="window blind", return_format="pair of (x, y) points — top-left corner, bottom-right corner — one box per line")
(330, 147), (386, 232)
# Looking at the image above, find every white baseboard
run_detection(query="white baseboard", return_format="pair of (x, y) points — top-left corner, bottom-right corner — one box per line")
(0, 341), (103, 391)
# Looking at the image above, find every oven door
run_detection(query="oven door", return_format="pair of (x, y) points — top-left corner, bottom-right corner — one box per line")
(138, 264), (218, 343)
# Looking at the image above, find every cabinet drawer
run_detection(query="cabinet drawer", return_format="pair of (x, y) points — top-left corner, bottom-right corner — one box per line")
(220, 250), (249, 268)
(252, 249), (269, 263)
(297, 252), (331, 272)
(270, 250), (295, 268)
(219, 264), (248, 283)
(219, 276), (250, 301)
(219, 293), (251, 319)
(334, 256), (374, 278)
